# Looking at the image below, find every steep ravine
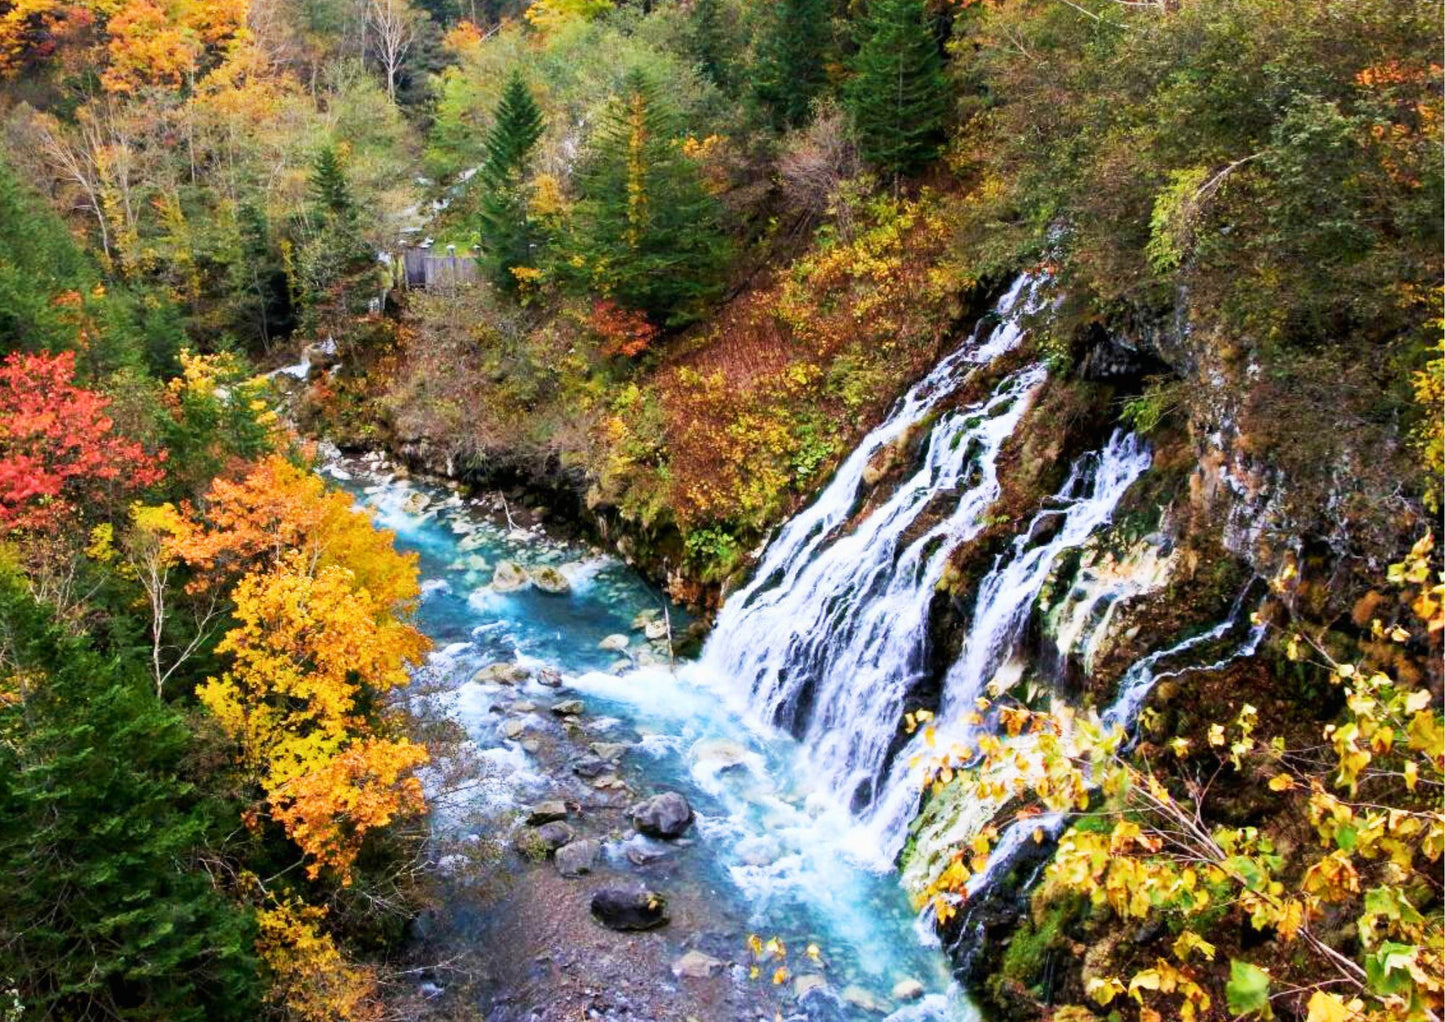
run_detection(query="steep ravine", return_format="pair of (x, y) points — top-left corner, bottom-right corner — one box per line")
(307, 273), (1381, 1020)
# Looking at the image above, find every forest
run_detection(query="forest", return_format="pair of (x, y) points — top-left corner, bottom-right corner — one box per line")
(0, 0), (1440, 1019)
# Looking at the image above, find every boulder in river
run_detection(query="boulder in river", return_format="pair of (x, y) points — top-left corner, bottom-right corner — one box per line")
(473, 662), (530, 685)
(672, 950), (725, 978)
(531, 565), (571, 595)
(536, 667), (563, 687)
(525, 800), (569, 825)
(550, 699), (585, 717)
(499, 719), (527, 740)
(630, 608), (661, 630)
(598, 633), (629, 652)
(401, 491), (429, 516)
(643, 619), (669, 642)
(571, 755), (609, 779)
(590, 886), (669, 931)
(492, 560), (530, 592)
(554, 838), (600, 877)
(533, 821), (575, 852)
(589, 741), (629, 762)
(891, 978), (925, 1001)
(629, 792), (693, 839)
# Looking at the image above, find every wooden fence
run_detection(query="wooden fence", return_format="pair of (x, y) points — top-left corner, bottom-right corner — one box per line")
(400, 247), (481, 290)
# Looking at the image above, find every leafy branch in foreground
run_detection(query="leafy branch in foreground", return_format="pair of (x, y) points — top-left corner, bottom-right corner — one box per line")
(911, 534), (1444, 1022)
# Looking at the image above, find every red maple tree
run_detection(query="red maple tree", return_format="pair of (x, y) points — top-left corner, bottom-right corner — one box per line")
(0, 350), (165, 530)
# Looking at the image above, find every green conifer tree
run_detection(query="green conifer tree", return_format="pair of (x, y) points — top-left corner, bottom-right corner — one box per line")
(299, 145), (375, 330)
(690, 0), (729, 89)
(752, 0), (830, 128)
(478, 71), (547, 290)
(846, 0), (948, 179)
(0, 568), (262, 1020)
(567, 70), (731, 326)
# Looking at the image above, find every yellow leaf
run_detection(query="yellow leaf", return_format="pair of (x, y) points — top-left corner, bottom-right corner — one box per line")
(1268, 773), (1296, 792)
(1305, 991), (1353, 1022)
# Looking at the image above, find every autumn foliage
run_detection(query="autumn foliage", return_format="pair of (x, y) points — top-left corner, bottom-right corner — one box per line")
(912, 538), (1445, 1022)
(165, 455), (431, 882)
(0, 349), (164, 530)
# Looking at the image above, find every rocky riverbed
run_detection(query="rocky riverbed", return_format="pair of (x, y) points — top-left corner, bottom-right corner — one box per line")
(332, 452), (970, 1022)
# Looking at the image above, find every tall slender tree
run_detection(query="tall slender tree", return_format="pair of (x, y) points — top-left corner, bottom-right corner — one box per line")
(568, 70), (730, 326)
(690, 0), (729, 90)
(477, 71), (546, 290)
(846, 0), (947, 179)
(752, 0), (830, 128)
(299, 146), (376, 333)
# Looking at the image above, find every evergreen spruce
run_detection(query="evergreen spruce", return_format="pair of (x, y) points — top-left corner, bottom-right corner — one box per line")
(568, 70), (730, 326)
(846, 0), (947, 179)
(309, 145), (359, 227)
(480, 71), (545, 189)
(0, 568), (262, 1020)
(690, 0), (729, 89)
(478, 71), (547, 290)
(300, 146), (375, 326)
(752, 0), (830, 128)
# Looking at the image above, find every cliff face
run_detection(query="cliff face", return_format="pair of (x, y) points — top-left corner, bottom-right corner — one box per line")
(895, 293), (1433, 1019)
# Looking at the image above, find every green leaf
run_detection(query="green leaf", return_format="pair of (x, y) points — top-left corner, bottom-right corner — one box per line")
(1366, 942), (1419, 997)
(1226, 959), (1272, 1016)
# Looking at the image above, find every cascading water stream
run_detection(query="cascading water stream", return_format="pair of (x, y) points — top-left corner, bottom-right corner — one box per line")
(859, 429), (1153, 859)
(699, 276), (1048, 815)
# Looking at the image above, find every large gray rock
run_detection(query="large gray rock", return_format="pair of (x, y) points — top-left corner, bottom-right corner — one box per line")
(525, 800), (569, 825)
(533, 821), (575, 851)
(531, 565), (571, 595)
(492, 560), (530, 592)
(550, 699), (585, 717)
(794, 974), (828, 999)
(598, 633), (629, 652)
(590, 887), (669, 931)
(499, 719), (527, 740)
(629, 792), (693, 839)
(555, 838), (600, 878)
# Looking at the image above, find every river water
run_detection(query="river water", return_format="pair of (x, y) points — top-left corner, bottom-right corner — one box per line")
(335, 459), (972, 1020)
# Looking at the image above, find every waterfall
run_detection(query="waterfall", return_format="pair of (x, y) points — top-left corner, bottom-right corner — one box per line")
(860, 430), (1152, 857)
(698, 275), (1048, 816)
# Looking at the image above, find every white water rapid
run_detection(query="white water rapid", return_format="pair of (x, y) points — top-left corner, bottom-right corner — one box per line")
(697, 276), (1047, 817)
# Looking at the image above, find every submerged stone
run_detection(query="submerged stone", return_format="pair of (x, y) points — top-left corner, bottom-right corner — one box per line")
(672, 950), (724, 978)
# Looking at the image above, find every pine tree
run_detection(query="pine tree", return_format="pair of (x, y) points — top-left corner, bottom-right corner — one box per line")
(300, 146), (375, 329)
(478, 71), (546, 290)
(480, 71), (544, 189)
(309, 145), (359, 227)
(690, 0), (729, 90)
(846, 0), (948, 179)
(567, 70), (731, 326)
(752, 0), (830, 129)
(0, 567), (263, 1020)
